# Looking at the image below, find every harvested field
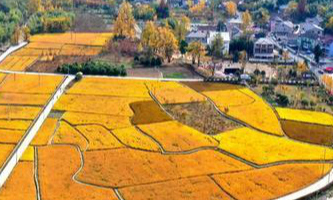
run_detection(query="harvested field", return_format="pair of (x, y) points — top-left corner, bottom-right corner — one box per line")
(276, 107), (333, 126)
(112, 126), (161, 151)
(67, 77), (150, 98)
(212, 163), (332, 200)
(0, 93), (50, 106)
(62, 112), (131, 130)
(120, 176), (232, 200)
(281, 120), (333, 146)
(0, 162), (36, 200)
(138, 121), (218, 152)
(0, 106), (40, 120)
(146, 81), (206, 104)
(0, 129), (24, 144)
(203, 86), (284, 136)
(52, 121), (88, 151)
(214, 127), (333, 165)
(77, 148), (251, 188)
(54, 94), (146, 116)
(37, 145), (119, 200)
(31, 118), (58, 146)
(76, 125), (123, 150)
(130, 100), (172, 125)
(164, 101), (240, 135)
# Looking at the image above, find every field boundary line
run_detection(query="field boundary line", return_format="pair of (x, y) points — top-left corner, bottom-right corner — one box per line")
(0, 75), (74, 188)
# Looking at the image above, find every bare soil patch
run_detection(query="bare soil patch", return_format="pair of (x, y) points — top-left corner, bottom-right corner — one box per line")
(164, 101), (241, 135)
(127, 68), (161, 78)
(183, 82), (241, 92)
(281, 120), (333, 146)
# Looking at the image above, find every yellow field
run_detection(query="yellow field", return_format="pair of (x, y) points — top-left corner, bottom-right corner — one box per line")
(212, 163), (332, 200)
(29, 33), (112, 46)
(0, 129), (24, 144)
(62, 112), (131, 130)
(20, 146), (34, 161)
(204, 87), (284, 136)
(214, 127), (333, 165)
(0, 56), (38, 71)
(0, 161), (37, 200)
(0, 93), (50, 106)
(276, 107), (333, 126)
(67, 77), (150, 98)
(120, 176), (232, 200)
(76, 125), (123, 150)
(138, 121), (218, 152)
(0, 74), (63, 94)
(31, 118), (58, 146)
(112, 126), (160, 151)
(54, 94), (145, 116)
(146, 81), (206, 104)
(0, 144), (15, 168)
(0, 120), (32, 130)
(52, 121), (88, 151)
(0, 106), (40, 120)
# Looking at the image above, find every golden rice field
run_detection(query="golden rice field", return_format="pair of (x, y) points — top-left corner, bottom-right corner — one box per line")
(276, 107), (333, 126)
(214, 127), (333, 165)
(203, 86), (284, 136)
(1, 77), (333, 200)
(0, 33), (112, 71)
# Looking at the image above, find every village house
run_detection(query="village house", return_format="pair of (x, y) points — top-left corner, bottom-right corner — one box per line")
(253, 37), (275, 60)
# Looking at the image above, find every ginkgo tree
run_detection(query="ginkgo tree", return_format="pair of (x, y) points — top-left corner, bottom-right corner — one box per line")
(187, 41), (206, 66)
(225, 1), (237, 17)
(113, 1), (136, 39)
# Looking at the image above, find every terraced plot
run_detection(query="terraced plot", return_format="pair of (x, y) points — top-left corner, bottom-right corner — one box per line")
(214, 127), (333, 165)
(138, 120), (218, 152)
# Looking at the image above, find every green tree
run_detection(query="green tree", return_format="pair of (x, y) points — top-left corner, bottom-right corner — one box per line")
(314, 44), (322, 65)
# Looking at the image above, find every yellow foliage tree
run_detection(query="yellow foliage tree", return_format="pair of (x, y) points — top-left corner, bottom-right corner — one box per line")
(190, 0), (206, 13)
(226, 1), (237, 17)
(187, 41), (206, 66)
(141, 21), (158, 53)
(174, 16), (191, 42)
(297, 61), (308, 73)
(28, 0), (43, 14)
(241, 10), (252, 31)
(113, 1), (136, 39)
(157, 27), (178, 62)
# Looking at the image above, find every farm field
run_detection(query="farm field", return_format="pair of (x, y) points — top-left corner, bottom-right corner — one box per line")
(186, 82), (284, 136)
(214, 127), (333, 165)
(1, 78), (333, 200)
(0, 33), (112, 71)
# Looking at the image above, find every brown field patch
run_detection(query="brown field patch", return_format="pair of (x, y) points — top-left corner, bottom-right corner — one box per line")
(164, 101), (241, 135)
(130, 100), (172, 125)
(282, 120), (333, 146)
(38, 145), (118, 200)
(77, 148), (251, 188)
(0, 162), (36, 200)
(120, 176), (231, 200)
(212, 163), (332, 200)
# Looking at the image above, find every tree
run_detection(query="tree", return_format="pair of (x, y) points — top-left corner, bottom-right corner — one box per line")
(28, 0), (43, 14)
(11, 25), (20, 45)
(156, 0), (169, 19)
(254, 8), (270, 28)
(190, 0), (205, 14)
(179, 40), (188, 57)
(157, 27), (178, 62)
(314, 44), (322, 65)
(241, 10), (252, 32)
(113, 1), (136, 39)
(22, 26), (31, 41)
(174, 15), (190, 42)
(239, 50), (247, 72)
(286, 1), (298, 18)
(210, 34), (224, 76)
(225, 1), (237, 17)
(297, 61), (307, 74)
(141, 21), (158, 53)
(297, 0), (307, 16)
(282, 50), (289, 65)
(187, 41), (205, 65)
